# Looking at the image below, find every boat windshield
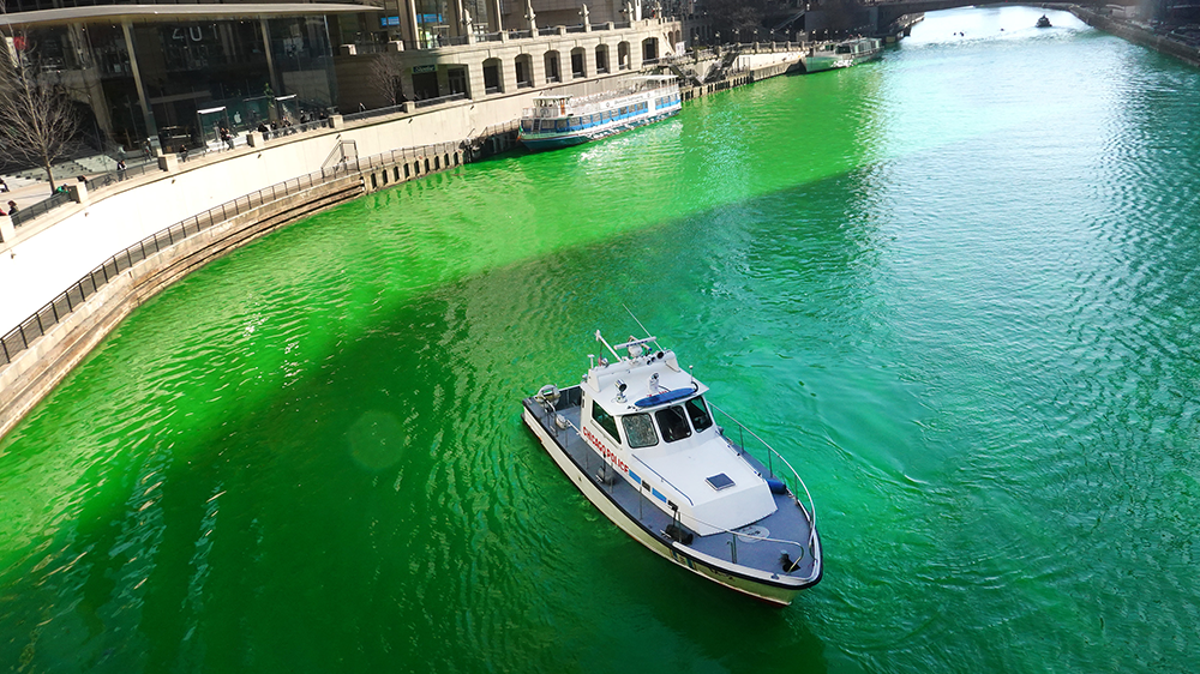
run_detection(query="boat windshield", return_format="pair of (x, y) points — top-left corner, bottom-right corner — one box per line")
(685, 396), (713, 432)
(591, 400), (621, 444)
(622, 413), (658, 448)
(656, 405), (692, 443)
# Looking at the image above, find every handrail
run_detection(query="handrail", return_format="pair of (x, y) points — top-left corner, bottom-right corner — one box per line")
(676, 516), (813, 570)
(10, 191), (73, 228)
(707, 401), (818, 548)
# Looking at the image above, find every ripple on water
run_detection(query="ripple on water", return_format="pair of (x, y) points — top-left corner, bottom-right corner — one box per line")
(4, 7), (1200, 672)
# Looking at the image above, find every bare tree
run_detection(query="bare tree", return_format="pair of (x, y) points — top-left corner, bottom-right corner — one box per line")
(369, 53), (407, 108)
(0, 32), (81, 193)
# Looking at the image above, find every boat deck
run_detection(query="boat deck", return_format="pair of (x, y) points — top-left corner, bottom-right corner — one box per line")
(523, 387), (819, 582)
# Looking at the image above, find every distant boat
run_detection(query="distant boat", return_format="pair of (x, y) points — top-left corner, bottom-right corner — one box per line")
(1037, 15), (1052, 28)
(802, 37), (883, 74)
(518, 76), (681, 152)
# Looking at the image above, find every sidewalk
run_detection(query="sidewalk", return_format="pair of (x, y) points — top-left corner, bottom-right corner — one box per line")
(0, 179), (56, 215)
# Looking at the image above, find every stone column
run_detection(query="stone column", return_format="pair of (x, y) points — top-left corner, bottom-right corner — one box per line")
(402, 0), (420, 46)
(468, 64), (487, 100)
(0, 215), (14, 244)
(489, 0), (503, 32)
(451, 0), (466, 37)
(67, 183), (88, 204)
(260, 18), (282, 103)
(502, 57), (519, 92)
(121, 21), (158, 143)
(530, 51), (546, 85)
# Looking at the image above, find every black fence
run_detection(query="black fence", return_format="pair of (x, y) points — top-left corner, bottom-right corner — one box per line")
(10, 191), (73, 228)
(343, 103), (407, 123)
(87, 159), (159, 194)
(413, 92), (468, 109)
(1, 138), (464, 366)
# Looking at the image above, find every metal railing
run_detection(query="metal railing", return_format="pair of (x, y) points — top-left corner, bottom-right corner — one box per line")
(87, 159), (159, 195)
(413, 92), (467, 109)
(352, 41), (391, 54)
(11, 190), (73, 228)
(261, 117), (333, 138)
(0, 137), (466, 366)
(707, 401), (818, 549)
(343, 102), (407, 123)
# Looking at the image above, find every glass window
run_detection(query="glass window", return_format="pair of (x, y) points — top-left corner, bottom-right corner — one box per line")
(622, 414), (658, 448)
(656, 405), (692, 443)
(556, 119), (568, 131)
(591, 401), (621, 443)
(685, 396), (713, 432)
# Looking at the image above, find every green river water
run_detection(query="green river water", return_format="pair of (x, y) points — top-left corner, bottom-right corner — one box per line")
(3, 7), (1199, 672)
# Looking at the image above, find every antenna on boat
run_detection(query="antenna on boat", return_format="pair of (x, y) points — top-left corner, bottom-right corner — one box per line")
(622, 305), (657, 347)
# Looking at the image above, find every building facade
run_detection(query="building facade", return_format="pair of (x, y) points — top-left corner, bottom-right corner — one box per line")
(1, 0), (685, 159)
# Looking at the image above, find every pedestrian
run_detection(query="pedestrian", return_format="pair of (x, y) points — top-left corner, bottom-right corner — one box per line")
(7, 200), (17, 214)
(0, 178), (8, 193)
(117, 159), (127, 180)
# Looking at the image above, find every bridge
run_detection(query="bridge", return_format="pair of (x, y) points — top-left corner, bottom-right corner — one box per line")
(837, 0), (1113, 38)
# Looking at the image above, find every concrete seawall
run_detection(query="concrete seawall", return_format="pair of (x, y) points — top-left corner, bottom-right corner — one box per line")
(1070, 7), (1200, 67)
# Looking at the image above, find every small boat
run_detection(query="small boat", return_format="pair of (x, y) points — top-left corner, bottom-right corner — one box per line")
(517, 76), (681, 151)
(521, 330), (822, 605)
(802, 37), (883, 74)
(1037, 15), (1052, 28)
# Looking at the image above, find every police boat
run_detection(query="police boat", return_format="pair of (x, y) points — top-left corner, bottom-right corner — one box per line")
(521, 330), (822, 605)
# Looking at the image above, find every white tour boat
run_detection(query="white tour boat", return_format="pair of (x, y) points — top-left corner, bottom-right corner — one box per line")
(518, 76), (682, 152)
(802, 37), (883, 73)
(521, 330), (822, 605)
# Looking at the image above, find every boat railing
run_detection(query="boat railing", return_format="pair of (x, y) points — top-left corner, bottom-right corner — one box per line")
(683, 515), (813, 573)
(707, 402), (818, 548)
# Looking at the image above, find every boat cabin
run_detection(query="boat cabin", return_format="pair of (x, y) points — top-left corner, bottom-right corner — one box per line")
(529, 95), (572, 118)
(580, 337), (778, 536)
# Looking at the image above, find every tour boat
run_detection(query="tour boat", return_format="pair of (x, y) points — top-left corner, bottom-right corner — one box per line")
(1037, 15), (1052, 28)
(802, 37), (883, 73)
(517, 76), (681, 151)
(521, 330), (822, 605)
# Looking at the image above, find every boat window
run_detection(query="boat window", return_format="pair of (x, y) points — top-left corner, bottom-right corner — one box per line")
(685, 396), (713, 432)
(591, 401), (621, 444)
(622, 413), (658, 448)
(656, 405), (692, 443)
(556, 120), (568, 131)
